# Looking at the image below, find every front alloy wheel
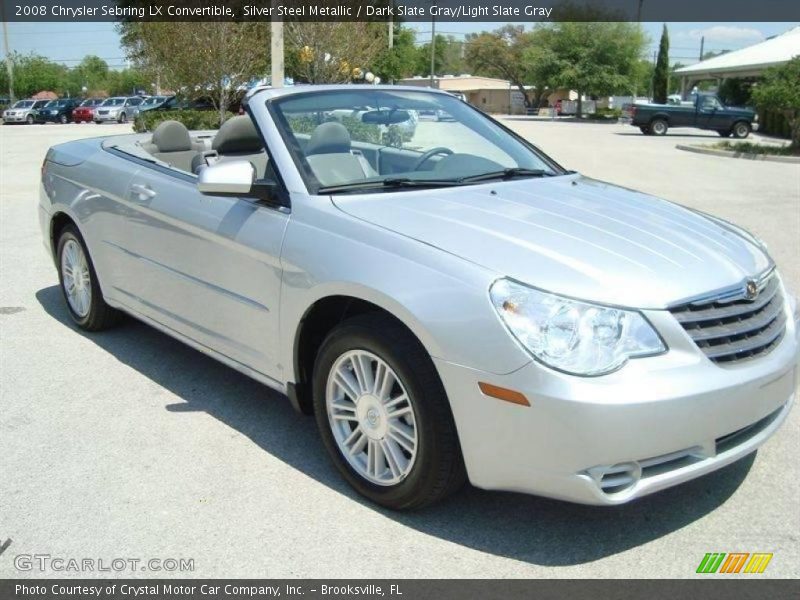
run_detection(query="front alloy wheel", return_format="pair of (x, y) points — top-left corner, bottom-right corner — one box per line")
(326, 350), (418, 486)
(313, 313), (465, 510)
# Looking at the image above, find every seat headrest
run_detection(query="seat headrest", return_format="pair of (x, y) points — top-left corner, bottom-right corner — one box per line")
(306, 121), (351, 156)
(152, 120), (192, 153)
(213, 116), (263, 154)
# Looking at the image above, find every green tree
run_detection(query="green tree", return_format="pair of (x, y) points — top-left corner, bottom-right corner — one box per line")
(119, 22), (268, 124)
(465, 25), (535, 107)
(9, 53), (68, 97)
(653, 24), (669, 103)
(286, 22), (385, 84)
(751, 57), (800, 148)
(525, 22), (646, 117)
(373, 27), (419, 82)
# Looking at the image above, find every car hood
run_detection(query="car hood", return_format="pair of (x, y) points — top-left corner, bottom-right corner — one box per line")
(331, 174), (771, 308)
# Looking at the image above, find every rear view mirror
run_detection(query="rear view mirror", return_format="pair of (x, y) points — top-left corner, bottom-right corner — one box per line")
(197, 160), (255, 195)
(361, 109), (411, 125)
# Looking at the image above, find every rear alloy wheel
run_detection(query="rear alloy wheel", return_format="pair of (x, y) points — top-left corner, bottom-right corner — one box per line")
(59, 114), (68, 124)
(118, 112), (127, 124)
(56, 225), (122, 331)
(732, 121), (751, 139)
(313, 313), (465, 510)
(650, 119), (668, 136)
(26, 114), (34, 125)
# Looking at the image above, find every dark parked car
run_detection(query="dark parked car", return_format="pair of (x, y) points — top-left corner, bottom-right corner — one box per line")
(139, 94), (242, 114)
(72, 98), (104, 123)
(624, 93), (755, 138)
(34, 98), (81, 124)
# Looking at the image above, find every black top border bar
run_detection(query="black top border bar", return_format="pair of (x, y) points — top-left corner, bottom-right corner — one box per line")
(2, 0), (800, 22)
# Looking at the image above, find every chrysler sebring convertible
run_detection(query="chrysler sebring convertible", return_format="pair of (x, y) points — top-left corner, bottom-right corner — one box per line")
(39, 86), (799, 509)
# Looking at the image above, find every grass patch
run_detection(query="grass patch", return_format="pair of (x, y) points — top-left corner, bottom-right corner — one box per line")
(712, 141), (799, 156)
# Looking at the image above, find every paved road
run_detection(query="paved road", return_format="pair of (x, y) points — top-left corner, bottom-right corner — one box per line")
(1, 121), (798, 579)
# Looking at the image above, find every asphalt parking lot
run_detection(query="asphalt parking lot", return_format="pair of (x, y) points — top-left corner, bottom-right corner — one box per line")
(1, 120), (798, 578)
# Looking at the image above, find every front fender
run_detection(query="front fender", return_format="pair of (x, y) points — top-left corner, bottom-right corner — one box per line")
(279, 195), (532, 381)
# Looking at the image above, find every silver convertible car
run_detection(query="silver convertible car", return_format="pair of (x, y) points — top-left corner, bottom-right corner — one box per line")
(40, 86), (799, 509)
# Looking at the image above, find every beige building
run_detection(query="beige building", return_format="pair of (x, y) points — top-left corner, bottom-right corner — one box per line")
(397, 76), (527, 114)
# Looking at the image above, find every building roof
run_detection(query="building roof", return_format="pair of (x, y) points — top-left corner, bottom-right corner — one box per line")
(398, 75), (513, 91)
(32, 90), (59, 100)
(675, 26), (800, 78)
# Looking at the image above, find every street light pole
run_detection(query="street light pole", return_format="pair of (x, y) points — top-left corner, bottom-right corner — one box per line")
(429, 2), (436, 87)
(1, 10), (15, 101)
(271, 16), (284, 88)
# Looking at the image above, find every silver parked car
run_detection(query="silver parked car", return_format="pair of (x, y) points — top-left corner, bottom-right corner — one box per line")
(93, 96), (143, 123)
(3, 99), (48, 124)
(39, 86), (798, 509)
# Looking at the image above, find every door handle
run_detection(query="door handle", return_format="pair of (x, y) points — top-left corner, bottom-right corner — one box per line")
(131, 183), (157, 200)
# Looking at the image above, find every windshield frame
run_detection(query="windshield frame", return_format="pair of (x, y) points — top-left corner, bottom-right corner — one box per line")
(266, 88), (565, 196)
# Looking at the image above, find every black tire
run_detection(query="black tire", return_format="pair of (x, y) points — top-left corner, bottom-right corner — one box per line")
(56, 225), (122, 331)
(59, 114), (68, 124)
(312, 313), (466, 510)
(118, 112), (127, 124)
(717, 130), (732, 137)
(650, 118), (668, 136)
(26, 114), (34, 125)
(639, 125), (650, 135)
(732, 121), (751, 139)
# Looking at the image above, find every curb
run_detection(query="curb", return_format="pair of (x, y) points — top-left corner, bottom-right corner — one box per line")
(676, 144), (800, 164)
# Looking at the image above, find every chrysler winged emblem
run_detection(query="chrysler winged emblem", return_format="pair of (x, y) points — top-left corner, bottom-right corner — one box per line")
(744, 279), (758, 300)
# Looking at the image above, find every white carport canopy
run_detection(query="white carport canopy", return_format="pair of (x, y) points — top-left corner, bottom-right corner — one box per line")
(675, 26), (800, 83)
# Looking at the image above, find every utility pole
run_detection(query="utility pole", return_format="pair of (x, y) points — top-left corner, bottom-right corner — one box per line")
(699, 36), (705, 61)
(271, 5), (284, 89)
(429, 2), (436, 87)
(388, 16), (394, 84)
(1, 10), (15, 101)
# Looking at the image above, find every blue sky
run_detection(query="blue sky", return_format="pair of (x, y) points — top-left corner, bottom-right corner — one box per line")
(2, 21), (798, 70)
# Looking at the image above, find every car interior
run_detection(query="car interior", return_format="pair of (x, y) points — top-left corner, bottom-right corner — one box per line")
(111, 109), (516, 191)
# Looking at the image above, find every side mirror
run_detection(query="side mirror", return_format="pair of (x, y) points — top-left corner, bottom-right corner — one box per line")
(197, 160), (255, 196)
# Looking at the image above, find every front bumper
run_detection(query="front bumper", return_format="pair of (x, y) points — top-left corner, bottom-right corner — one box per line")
(94, 112), (120, 122)
(436, 303), (799, 505)
(3, 113), (30, 123)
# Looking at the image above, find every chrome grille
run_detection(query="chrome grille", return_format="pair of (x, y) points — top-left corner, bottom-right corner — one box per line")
(670, 272), (786, 364)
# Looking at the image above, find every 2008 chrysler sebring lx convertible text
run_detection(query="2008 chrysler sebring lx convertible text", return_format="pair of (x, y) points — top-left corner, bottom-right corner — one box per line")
(40, 86), (799, 509)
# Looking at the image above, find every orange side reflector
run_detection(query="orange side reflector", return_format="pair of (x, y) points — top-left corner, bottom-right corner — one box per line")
(478, 382), (530, 407)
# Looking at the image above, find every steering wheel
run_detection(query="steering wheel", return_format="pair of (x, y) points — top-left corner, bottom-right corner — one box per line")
(412, 147), (453, 171)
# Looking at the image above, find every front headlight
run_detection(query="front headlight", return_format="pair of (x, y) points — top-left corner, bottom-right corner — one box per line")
(490, 279), (666, 376)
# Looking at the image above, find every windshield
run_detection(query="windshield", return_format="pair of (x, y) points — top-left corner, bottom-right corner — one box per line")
(80, 98), (102, 107)
(101, 98), (126, 106)
(45, 100), (69, 108)
(270, 89), (562, 193)
(141, 96), (165, 106)
(13, 100), (34, 108)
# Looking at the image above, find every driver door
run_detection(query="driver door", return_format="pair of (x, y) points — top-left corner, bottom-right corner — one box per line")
(112, 165), (288, 382)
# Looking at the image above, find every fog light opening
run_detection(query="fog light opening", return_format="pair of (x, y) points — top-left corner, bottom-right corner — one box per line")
(594, 462), (642, 495)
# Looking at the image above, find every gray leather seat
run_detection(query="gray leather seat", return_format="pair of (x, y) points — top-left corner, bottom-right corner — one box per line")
(210, 116), (268, 178)
(142, 120), (200, 172)
(305, 121), (377, 186)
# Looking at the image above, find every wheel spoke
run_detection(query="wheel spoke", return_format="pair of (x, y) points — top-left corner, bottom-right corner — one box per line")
(381, 439), (403, 478)
(350, 354), (375, 393)
(373, 361), (395, 401)
(386, 405), (412, 420)
(346, 429), (367, 456)
(334, 370), (360, 401)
